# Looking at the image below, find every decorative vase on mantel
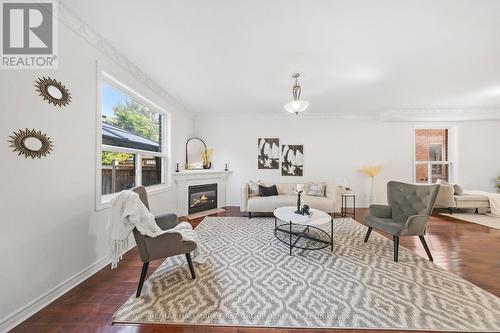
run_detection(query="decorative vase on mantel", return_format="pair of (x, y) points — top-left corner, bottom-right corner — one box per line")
(201, 148), (213, 170)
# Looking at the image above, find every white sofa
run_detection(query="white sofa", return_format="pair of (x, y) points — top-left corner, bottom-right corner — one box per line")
(435, 184), (490, 213)
(241, 182), (341, 216)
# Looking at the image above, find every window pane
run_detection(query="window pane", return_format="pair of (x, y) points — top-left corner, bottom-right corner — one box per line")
(102, 82), (161, 152)
(415, 129), (448, 162)
(429, 144), (443, 161)
(102, 152), (136, 195)
(142, 155), (163, 187)
(415, 164), (428, 183)
(431, 163), (449, 183)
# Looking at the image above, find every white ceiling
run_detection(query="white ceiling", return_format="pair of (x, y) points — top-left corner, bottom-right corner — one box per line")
(64, 0), (500, 115)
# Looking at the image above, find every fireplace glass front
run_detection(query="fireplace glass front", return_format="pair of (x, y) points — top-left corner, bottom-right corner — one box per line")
(188, 183), (218, 214)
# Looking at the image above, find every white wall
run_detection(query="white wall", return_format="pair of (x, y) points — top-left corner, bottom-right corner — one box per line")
(194, 115), (500, 207)
(457, 121), (500, 191)
(0, 20), (193, 326)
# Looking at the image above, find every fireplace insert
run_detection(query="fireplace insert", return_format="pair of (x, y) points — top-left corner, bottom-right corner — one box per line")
(188, 183), (218, 214)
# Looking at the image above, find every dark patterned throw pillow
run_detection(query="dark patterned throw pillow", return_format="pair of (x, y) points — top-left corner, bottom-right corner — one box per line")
(258, 184), (278, 197)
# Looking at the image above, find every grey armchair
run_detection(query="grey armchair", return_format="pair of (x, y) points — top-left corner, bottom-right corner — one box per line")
(363, 181), (440, 262)
(132, 186), (196, 297)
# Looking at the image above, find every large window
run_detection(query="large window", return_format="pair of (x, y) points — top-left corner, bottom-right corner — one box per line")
(99, 76), (167, 204)
(414, 128), (452, 184)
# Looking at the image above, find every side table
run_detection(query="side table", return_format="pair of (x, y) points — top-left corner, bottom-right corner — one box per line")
(341, 192), (356, 219)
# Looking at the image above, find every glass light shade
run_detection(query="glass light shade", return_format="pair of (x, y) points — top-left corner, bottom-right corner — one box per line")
(284, 100), (309, 114)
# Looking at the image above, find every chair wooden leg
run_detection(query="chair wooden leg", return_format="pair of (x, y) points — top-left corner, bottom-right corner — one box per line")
(419, 235), (434, 262)
(364, 227), (373, 242)
(136, 262), (149, 297)
(186, 253), (196, 279)
(393, 236), (399, 262)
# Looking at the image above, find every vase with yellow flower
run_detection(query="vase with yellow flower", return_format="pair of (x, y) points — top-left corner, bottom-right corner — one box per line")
(359, 165), (383, 205)
(201, 148), (213, 169)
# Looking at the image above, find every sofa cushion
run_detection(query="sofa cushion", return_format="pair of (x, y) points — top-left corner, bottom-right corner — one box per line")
(248, 180), (262, 197)
(303, 195), (334, 213)
(455, 195), (489, 202)
(259, 184), (278, 197)
(274, 183), (296, 195)
(453, 184), (464, 195)
(247, 194), (335, 213)
(307, 183), (326, 196)
(454, 194), (490, 209)
(247, 195), (296, 212)
(364, 215), (407, 236)
(434, 184), (456, 208)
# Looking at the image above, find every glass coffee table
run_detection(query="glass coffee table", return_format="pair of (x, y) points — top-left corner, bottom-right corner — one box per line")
(273, 206), (333, 255)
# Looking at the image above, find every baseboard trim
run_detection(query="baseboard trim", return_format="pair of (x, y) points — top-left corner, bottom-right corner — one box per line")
(0, 241), (136, 332)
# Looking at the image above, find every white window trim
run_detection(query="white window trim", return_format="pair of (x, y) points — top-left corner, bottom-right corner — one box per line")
(412, 124), (457, 184)
(95, 66), (172, 211)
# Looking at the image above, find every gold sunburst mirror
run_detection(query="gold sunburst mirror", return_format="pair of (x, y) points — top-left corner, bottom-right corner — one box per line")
(8, 129), (53, 159)
(35, 77), (72, 107)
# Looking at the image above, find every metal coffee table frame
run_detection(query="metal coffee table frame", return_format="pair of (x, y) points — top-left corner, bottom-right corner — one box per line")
(274, 216), (333, 255)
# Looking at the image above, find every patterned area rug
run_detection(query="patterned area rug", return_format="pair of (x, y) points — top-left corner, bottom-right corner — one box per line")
(113, 217), (500, 331)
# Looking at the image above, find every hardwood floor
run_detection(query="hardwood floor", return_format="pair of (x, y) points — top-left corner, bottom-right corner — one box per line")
(10, 207), (500, 333)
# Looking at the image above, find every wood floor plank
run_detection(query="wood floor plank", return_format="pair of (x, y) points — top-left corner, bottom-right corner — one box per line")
(8, 207), (500, 333)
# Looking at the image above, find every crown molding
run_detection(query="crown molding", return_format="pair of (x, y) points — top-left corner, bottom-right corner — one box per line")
(380, 109), (500, 122)
(194, 112), (378, 121)
(57, 1), (193, 118)
(194, 109), (500, 122)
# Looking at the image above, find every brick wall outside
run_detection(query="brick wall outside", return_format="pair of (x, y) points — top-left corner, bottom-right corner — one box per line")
(415, 129), (448, 183)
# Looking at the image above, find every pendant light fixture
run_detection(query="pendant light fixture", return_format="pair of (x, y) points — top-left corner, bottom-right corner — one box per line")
(284, 73), (309, 115)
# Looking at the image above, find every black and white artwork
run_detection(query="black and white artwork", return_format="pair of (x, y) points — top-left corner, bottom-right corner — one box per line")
(257, 138), (280, 169)
(281, 145), (304, 176)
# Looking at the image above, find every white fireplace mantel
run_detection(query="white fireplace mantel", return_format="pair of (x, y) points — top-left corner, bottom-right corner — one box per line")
(172, 170), (233, 216)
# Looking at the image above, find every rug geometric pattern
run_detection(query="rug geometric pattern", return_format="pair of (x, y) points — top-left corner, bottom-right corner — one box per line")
(113, 217), (500, 331)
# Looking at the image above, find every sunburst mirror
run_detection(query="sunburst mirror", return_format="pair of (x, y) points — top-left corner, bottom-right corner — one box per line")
(8, 129), (53, 159)
(35, 77), (72, 107)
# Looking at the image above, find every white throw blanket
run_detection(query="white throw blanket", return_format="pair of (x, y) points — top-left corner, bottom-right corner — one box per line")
(465, 190), (500, 218)
(108, 190), (205, 269)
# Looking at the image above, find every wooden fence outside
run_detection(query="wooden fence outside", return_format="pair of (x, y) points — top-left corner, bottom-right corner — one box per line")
(102, 163), (161, 195)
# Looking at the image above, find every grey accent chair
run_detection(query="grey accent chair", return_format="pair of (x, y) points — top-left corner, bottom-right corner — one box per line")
(132, 186), (197, 297)
(363, 181), (440, 262)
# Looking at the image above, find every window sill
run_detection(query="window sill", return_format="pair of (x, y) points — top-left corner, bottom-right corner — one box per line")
(96, 184), (172, 211)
